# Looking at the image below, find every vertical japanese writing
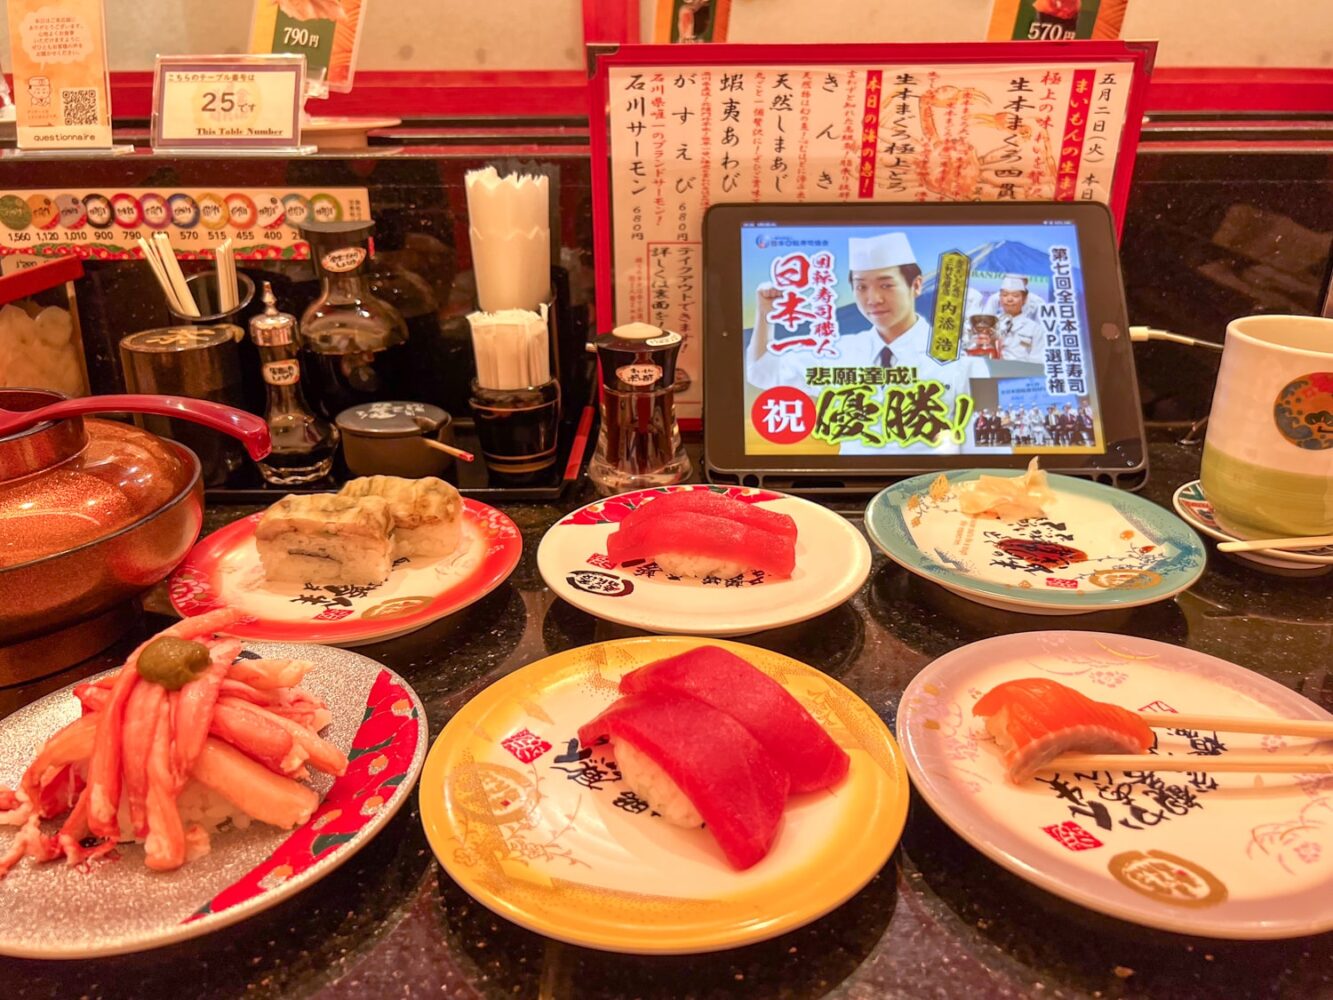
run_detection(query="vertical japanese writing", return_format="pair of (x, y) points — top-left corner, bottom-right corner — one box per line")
(650, 72), (667, 225)
(699, 70), (712, 212)
(719, 70), (744, 196)
(1044, 245), (1083, 396)
(1082, 70), (1116, 200)
(838, 69), (860, 201)
(858, 70), (882, 198)
(809, 250), (839, 354)
(1056, 68), (1094, 201)
(996, 74), (1033, 200)
(771, 71), (793, 194)
(677, 245), (697, 343)
(621, 72), (647, 318)
(880, 72), (918, 195)
(751, 70), (766, 202)
(796, 71), (812, 201)
(650, 244), (671, 330)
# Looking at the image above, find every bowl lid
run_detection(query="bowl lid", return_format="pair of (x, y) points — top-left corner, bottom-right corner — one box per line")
(335, 400), (448, 437)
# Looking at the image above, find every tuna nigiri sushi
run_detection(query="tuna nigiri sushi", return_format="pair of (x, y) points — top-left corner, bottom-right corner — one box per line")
(619, 646), (849, 793)
(603, 490), (797, 581)
(579, 693), (789, 870)
(972, 677), (1153, 783)
(618, 490), (798, 543)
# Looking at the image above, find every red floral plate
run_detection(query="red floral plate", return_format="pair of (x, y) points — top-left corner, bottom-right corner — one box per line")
(170, 499), (522, 646)
(0, 642), (427, 958)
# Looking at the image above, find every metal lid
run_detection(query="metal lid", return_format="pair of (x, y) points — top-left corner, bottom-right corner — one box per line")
(249, 282), (297, 347)
(119, 325), (238, 353)
(594, 322), (683, 392)
(334, 400), (449, 437)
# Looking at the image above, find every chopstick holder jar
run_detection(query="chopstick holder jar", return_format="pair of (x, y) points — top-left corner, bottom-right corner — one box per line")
(167, 270), (263, 415)
(588, 323), (691, 495)
(118, 325), (247, 486)
(468, 379), (560, 478)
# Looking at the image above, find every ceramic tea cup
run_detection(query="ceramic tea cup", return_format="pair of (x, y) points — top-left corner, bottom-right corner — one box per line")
(1200, 314), (1333, 539)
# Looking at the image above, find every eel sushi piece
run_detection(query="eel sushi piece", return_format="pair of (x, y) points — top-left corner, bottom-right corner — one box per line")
(579, 693), (790, 870)
(972, 677), (1154, 783)
(617, 490), (797, 543)
(605, 511), (796, 580)
(620, 646), (849, 793)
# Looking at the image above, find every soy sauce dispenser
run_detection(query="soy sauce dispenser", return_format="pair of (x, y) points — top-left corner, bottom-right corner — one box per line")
(588, 322), (692, 495)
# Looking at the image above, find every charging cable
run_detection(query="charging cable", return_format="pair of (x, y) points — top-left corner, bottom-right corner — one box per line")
(1129, 326), (1223, 351)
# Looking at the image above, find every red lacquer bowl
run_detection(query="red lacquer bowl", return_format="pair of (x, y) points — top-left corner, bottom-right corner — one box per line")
(0, 389), (204, 656)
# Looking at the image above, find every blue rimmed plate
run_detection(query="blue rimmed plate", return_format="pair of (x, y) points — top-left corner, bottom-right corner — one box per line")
(865, 471), (1206, 614)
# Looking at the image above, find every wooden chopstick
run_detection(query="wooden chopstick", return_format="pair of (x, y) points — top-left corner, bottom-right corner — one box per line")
(1137, 711), (1333, 740)
(423, 438), (475, 463)
(1217, 533), (1333, 553)
(1042, 754), (1333, 774)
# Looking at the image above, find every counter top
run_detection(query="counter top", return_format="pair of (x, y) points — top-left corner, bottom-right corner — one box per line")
(2, 436), (1329, 999)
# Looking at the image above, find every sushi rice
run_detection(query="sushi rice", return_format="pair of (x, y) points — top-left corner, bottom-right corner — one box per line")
(652, 552), (749, 581)
(616, 740), (703, 828)
(113, 781), (251, 843)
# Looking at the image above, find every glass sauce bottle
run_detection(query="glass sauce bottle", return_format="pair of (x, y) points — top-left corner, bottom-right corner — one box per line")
(249, 282), (339, 484)
(296, 219), (411, 419)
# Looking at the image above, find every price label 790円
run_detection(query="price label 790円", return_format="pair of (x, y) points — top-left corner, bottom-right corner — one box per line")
(152, 54), (306, 151)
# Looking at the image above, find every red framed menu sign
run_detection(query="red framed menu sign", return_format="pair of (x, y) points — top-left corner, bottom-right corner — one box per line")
(589, 42), (1155, 420)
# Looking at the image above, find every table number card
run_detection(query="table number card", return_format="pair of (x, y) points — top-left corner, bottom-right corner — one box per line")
(152, 54), (306, 151)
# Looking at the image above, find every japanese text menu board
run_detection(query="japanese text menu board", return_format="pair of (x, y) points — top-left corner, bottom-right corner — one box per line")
(591, 42), (1153, 419)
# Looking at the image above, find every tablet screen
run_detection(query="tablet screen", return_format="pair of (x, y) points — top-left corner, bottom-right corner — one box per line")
(740, 221), (1103, 458)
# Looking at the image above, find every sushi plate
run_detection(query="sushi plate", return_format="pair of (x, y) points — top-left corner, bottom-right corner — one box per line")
(419, 636), (909, 954)
(865, 470), (1207, 615)
(536, 486), (872, 636)
(169, 499), (522, 646)
(896, 631), (1333, 940)
(0, 641), (428, 959)
(1172, 481), (1333, 576)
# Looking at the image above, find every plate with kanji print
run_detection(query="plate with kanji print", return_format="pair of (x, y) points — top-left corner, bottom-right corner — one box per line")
(865, 469), (1206, 614)
(169, 499), (522, 646)
(418, 636), (909, 954)
(0, 641), (427, 958)
(536, 486), (871, 635)
(1173, 480), (1333, 576)
(896, 631), (1333, 939)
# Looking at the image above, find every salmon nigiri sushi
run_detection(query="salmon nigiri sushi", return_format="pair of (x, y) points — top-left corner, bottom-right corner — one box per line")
(971, 677), (1153, 783)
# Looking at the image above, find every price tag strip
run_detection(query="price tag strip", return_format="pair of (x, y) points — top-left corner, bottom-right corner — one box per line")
(0, 187), (370, 261)
(151, 53), (311, 152)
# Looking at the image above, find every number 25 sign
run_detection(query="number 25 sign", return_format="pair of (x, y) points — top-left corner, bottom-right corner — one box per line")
(152, 54), (306, 151)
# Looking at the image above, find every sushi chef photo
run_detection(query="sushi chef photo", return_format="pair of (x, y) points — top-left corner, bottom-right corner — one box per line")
(993, 274), (1044, 364)
(747, 232), (984, 455)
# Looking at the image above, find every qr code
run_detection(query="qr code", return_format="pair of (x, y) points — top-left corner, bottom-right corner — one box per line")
(60, 88), (99, 126)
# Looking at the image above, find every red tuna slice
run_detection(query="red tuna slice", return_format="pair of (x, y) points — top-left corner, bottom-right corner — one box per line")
(619, 490), (797, 543)
(578, 693), (790, 870)
(620, 646), (849, 793)
(605, 511), (796, 579)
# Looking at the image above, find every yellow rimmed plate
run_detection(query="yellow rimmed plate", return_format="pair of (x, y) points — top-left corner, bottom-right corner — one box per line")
(419, 637), (908, 954)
